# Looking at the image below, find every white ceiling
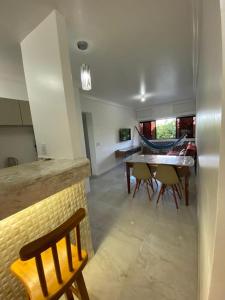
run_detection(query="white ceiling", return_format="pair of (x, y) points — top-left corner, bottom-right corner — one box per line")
(0, 0), (194, 108)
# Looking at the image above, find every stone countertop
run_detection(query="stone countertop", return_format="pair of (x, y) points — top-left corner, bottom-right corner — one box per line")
(0, 158), (90, 220)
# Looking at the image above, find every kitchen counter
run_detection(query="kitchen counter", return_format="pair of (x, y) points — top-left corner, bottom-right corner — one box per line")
(0, 158), (90, 220)
(0, 158), (93, 300)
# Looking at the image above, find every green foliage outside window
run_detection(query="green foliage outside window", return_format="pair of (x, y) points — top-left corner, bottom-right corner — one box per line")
(156, 119), (176, 139)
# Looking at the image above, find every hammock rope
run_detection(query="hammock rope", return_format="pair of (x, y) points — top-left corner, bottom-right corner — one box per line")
(135, 126), (186, 150)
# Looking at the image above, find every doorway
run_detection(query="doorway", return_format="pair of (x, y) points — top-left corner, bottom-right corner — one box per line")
(82, 112), (97, 175)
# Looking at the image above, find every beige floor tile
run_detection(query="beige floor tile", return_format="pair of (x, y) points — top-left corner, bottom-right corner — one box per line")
(84, 165), (197, 300)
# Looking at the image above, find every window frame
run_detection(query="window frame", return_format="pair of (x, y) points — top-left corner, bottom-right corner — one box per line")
(176, 115), (195, 139)
(140, 115), (196, 140)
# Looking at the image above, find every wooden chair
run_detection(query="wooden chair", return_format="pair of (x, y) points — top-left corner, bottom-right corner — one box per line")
(132, 163), (154, 201)
(155, 165), (181, 209)
(10, 208), (89, 300)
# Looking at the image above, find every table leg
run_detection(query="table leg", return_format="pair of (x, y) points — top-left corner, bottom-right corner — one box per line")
(126, 163), (131, 194)
(185, 174), (189, 206)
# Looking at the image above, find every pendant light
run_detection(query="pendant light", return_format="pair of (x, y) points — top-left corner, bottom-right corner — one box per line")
(80, 64), (92, 91)
(77, 41), (92, 91)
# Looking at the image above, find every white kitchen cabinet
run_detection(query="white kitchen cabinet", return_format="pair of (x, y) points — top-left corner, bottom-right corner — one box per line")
(0, 99), (33, 126)
(0, 98), (22, 125)
(20, 101), (32, 125)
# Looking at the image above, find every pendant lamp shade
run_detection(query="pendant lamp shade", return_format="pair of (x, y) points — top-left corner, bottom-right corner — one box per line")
(81, 64), (92, 91)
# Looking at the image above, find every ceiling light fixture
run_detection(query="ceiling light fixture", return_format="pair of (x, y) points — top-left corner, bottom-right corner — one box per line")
(77, 41), (88, 51)
(141, 95), (146, 102)
(77, 40), (92, 91)
(81, 64), (92, 91)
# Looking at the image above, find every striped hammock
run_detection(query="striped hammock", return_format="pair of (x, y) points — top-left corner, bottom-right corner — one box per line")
(135, 126), (186, 150)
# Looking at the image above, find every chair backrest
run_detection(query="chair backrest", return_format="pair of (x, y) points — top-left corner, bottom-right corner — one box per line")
(19, 208), (86, 297)
(133, 163), (152, 180)
(155, 165), (179, 185)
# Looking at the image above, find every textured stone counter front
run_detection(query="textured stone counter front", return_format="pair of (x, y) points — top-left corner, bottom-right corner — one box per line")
(0, 158), (93, 300)
(0, 158), (90, 220)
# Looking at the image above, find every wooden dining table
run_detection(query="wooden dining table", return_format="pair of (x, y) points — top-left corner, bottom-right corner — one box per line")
(125, 154), (195, 206)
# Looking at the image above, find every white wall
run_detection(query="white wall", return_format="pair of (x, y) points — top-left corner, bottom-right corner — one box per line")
(196, 0), (225, 299)
(0, 22), (28, 101)
(209, 4), (225, 299)
(0, 126), (37, 168)
(136, 99), (196, 121)
(80, 95), (138, 176)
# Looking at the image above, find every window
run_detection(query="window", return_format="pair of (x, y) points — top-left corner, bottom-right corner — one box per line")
(176, 116), (195, 138)
(140, 121), (156, 139)
(156, 118), (176, 139)
(140, 115), (195, 140)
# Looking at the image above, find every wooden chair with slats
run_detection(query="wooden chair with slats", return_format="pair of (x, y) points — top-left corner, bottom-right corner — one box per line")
(10, 208), (89, 300)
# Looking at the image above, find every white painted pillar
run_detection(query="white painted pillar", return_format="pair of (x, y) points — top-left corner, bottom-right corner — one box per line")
(21, 10), (85, 160)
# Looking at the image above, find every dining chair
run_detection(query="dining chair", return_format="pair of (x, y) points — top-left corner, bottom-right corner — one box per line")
(155, 165), (181, 209)
(132, 163), (154, 201)
(10, 208), (89, 300)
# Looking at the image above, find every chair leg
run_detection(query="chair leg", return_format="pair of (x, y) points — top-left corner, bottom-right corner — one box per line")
(145, 180), (152, 201)
(133, 179), (139, 198)
(148, 178), (154, 192)
(162, 184), (166, 198)
(76, 272), (90, 300)
(65, 288), (75, 300)
(137, 179), (141, 191)
(177, 182), (183, 197)
(172, 185), (179, 210)
(157, 185), (164, 205)
(151, 178), (154, 192)
(179, 178), (184, 190)
(174, 184), (182, 200)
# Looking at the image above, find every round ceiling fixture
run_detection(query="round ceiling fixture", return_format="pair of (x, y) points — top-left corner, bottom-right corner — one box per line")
(77, 40), (88, 51)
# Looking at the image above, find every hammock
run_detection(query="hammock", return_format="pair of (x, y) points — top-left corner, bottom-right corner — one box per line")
(135, 126), (186, 150)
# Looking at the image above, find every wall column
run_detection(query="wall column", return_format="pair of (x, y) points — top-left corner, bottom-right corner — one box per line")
(21, 10), (85, 160)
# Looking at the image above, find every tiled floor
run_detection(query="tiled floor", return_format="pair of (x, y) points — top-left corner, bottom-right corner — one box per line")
(83, 165), (197, 300)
